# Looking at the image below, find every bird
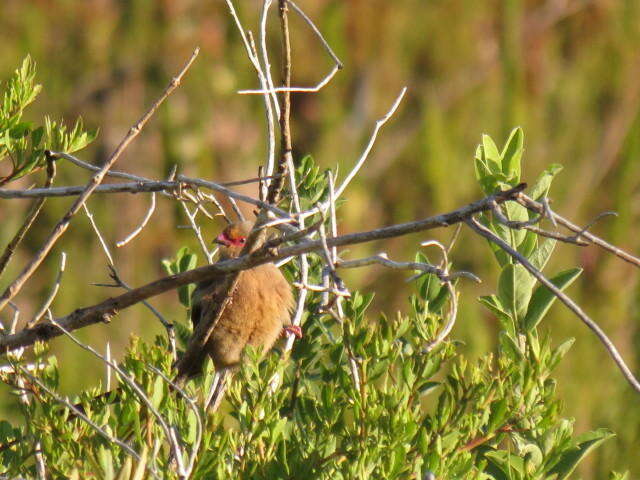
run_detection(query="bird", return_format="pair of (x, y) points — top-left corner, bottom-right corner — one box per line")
(190, 220), (300, 372)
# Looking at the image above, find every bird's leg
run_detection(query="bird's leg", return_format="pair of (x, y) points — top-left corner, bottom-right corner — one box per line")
(206, 370), (229, 412)
(282, 325), (303, 339)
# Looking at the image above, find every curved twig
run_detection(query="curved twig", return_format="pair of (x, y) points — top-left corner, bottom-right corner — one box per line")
(466, 216), (640, 394)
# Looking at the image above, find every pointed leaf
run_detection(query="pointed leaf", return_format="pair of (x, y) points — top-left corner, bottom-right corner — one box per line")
(482, 134), (502, 173)
(529, 164), (563, 200)
(548, 429), (615, 480)
(529, 239), (557, 271)
(501, 127), (524, 181)
(523, 268), (582, 332)
(549, 338), (575, 370)
(498, 264), (536, 320)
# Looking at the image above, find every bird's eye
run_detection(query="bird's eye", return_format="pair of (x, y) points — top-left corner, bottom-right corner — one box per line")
(239, 238), (246, 244)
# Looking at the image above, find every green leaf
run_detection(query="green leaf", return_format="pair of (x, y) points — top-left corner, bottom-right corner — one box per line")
(501, 127), (523, 181)
(548, 429), (615, 480)
(178, 250), (197, 273)
(479, 295), (513, 332)
(523, 268), (582, 332)
(549, 338), (575, 370)
(151, 375), (164, 409)
(486, 398), (509, 433)
(186, 410), (198, 444)
(517, 230), (537, 258)
(9, 122), (31, 139)
(475, 156), (497, 195)
(97, 445), (115, 480)
(497, 264), (535, 321)
(529, 163), (563, 201)
(31, 126), (44, 147)
(529, 239), (556, 271)
(481, 134), (502, 173)
(502, 201), (528, 247)
(499, 331), (523, 361)
(484, 450), (526, 479)
(418, 381), (441, 396)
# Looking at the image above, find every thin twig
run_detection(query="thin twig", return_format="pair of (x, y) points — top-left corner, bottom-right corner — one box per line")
(0, 185), (526, 354)
(336, 253), (480, 283)
(518, 193), (640, 268)
(225, 0), (277, 184)
(179, 202), (214, 264)
(0, 156), (56, 277)
(16, 366), (145, 468)
(286, 0), (343, 68)
(49, 319), (187, 475)
(466, 216), (640, 394)
(116, 193), (156, 247)
(146, 364), (203, 476)
(333, 88), (407, 200)
(0, 48), (200, 314)
(27, 252), (67, 328)
(419, 241), (459, 352)
(84, 201), (177, 357)
(522, 225), (589, 246)
(13, 370), (46, 479)
(174, 0), (296, 385)
(83, 204), (115, 265)
(282, 157), (310, 354)
(238, 64), (340, 95)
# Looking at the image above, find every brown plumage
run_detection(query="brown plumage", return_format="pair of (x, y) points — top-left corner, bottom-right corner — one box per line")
(190, 221), (297, 370)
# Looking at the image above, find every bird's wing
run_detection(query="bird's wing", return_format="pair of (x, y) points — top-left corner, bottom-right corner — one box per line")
(191, 279), (218, 328)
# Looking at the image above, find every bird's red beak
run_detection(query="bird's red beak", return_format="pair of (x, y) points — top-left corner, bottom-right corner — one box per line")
(214, 233), (231, 246)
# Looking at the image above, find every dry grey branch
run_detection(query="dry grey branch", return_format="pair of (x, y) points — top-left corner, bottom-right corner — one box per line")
(27, 252), (66, 328)
(116, 192), (156, 247)
(174, 0), (295, 384)
(466, 215), (640, 394)
(518, 193), (640, 268)
(0, 156), (56, 277)
(0, 184), (526, 355)
(0, 48), (200, 314)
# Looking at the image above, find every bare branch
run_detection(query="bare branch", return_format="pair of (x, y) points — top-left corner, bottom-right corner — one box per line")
(0, 156), (56, 277)
(240, 0), (344, 96)
(116, 193), (156, 247)
(466, 216), (640, 394)
(287, 0), (342, 67)
(522, 225), (589, 246)
(0, 185), (525, 355)
(336, 253), (480, 283)
(334, 88), (407, 200)
(238, 64), (340, 95)
(0, 48), (200, 314)
(27, 252), (66, 328)
(179, 201), (215, 264)
(225, 0), (278, 184)
(84, 200), (177, 357)
(518, 193), (640, 268)
(174, 0), (295, 384)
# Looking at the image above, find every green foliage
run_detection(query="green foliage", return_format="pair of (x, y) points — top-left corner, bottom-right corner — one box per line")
(0, 130), (624, 478)
(162, 247), (198, 309)
(0, 57), (96, 186)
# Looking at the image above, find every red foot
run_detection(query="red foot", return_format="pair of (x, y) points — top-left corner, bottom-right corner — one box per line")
(282, 325), (303, 339)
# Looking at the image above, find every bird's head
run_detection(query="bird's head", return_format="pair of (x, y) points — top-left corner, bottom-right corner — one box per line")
(214, 220), (254, 258)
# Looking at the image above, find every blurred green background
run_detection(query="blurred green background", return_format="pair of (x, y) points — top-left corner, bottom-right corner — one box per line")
(1, 0), (639, 476)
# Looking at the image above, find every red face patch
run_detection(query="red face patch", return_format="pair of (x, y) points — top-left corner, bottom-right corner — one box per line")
(218, 230), (246, 247)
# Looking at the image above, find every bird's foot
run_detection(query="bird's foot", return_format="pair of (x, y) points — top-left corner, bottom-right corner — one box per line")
(282, 325), (303, 339)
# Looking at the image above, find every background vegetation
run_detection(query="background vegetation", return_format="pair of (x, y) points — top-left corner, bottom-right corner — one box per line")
(1, 1), (639, 477)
